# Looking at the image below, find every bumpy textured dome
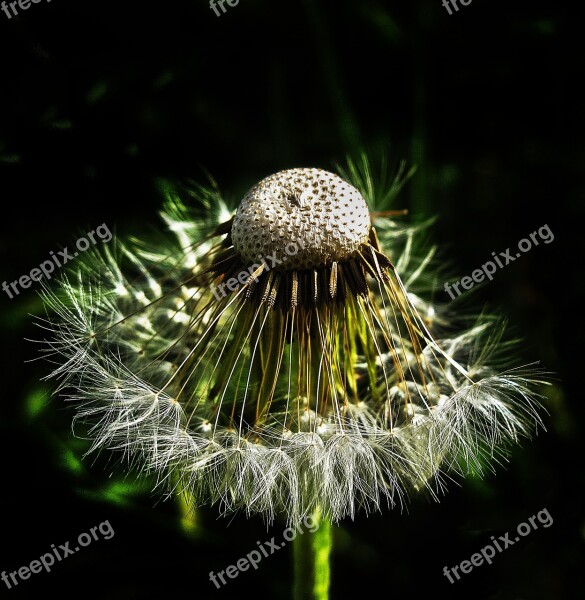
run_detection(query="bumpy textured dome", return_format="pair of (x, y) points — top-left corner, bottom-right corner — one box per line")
(231, 168), (371, 270)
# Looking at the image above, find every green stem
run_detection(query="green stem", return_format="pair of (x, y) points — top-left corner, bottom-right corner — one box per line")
(292, 508), (332, 600)
(176, 483), (200, 537)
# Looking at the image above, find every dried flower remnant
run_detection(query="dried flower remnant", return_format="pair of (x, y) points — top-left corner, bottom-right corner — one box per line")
(38, 165), (547, 524)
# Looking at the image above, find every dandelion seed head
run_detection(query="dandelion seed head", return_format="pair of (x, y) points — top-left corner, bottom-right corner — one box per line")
(38, 160), (549, 525)
(231, 168), (371, 270)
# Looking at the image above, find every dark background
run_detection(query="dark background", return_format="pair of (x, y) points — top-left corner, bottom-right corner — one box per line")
(0, 0), (583, 598)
